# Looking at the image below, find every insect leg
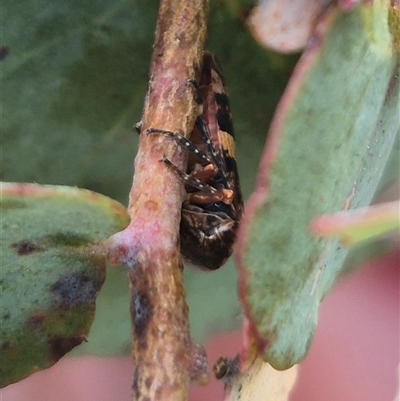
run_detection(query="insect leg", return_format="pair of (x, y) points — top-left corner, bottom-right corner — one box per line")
(146, 128), (214, 165)
(159, 155), (218, 194)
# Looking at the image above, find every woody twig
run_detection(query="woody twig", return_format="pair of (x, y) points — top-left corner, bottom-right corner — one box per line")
(108, 0), (209, 400)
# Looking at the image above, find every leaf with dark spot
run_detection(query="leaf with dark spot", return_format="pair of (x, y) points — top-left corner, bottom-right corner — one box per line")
(11, 240), (43, 255)
(0, 183), (129, 387)
(48, 336), (86, 362)
(51, 273), (96, 309)
(0, 46), (9, 61)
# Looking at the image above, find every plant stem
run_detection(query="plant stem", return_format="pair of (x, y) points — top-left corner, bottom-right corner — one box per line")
(108, 0), (210, 399)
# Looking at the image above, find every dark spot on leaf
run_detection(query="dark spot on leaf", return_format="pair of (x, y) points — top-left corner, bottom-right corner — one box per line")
(11, 240), (43, 255)
(48, 335), (86, 362)
(132, 290), (153, 340)
(44, 232), (91, 247)
(385, 70), (398, 101)
(0, 46), (9, 61)
(51, 272), (97, 309)
(2, 342), (11, 352)
(99, 24), (113, 34)
(27, 312), (46, 328)
(3, 313), (10, 320)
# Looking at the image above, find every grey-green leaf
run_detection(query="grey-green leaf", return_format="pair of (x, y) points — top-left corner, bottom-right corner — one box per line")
(0, 183), (129, 387)
(236, 2), (399, 370)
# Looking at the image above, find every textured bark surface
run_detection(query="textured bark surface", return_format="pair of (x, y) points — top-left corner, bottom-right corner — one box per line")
(108, 0), (210, 400)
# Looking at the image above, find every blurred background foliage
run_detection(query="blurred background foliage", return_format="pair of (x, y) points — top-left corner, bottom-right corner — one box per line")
(2, 0), (298, 355)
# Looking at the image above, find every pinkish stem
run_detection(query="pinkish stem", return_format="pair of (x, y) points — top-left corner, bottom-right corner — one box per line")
(108, 0), (210, 400)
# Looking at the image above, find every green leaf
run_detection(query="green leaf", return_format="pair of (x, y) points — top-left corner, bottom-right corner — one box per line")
(0, 183), (129, 387)
(2, 0), (158, 202)
(237, 1), (399, 370)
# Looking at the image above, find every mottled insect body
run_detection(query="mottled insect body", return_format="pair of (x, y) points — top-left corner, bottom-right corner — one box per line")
(148, 52), (243, 270)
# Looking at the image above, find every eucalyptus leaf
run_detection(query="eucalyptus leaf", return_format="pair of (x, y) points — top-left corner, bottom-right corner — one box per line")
(237, 2), (399, 370)
(0, 183), (129, 387)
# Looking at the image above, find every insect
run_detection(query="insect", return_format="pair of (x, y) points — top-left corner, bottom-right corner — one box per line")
(146, 52), (243, 270)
